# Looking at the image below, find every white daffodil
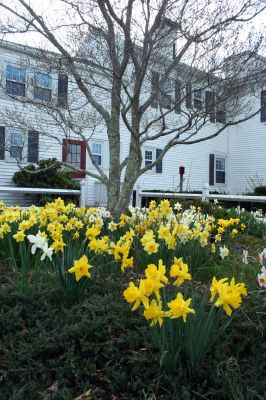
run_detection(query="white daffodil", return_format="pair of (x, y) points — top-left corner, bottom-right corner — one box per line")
(174, 202), (182, 211)
(242, 249), (249, 265)
(108, 221), (117, 231)
(258, 272), (266, 288)
(220, 246), (229, 260)
(27, 231), (46, 254)
(40, 242), (54, 261)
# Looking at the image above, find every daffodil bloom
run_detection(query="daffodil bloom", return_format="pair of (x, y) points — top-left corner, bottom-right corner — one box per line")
(143, 240), (159, 255)
(220, 246), (229, 260)
(258, 272), (266, 288)
(214, 285), (242, 316)
(40, 242), (54, 261)
(123, 280), (149, 310)
(145, 260), (168, 285)
(51, 239), (66, 253)
(167, 293), (195, 322)
(158, 225), (170, 240)
(210, 277), (228, 302)
(108, 221), (117, 231)
(2, 223), (11, 233)
(68, 255), (93, 281)
(13, 231), (26, 242)
(242, 250), (249, 265)
(143, 300), (166, 327)
(27, 231), (46, 254)
(170, 257), (191, 286)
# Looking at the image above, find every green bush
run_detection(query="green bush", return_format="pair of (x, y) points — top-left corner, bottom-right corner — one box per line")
(13, 158), (80, 205)
(254, 186), (266, 196)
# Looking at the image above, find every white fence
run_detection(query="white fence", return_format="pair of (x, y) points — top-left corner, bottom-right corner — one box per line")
(136, 184), (266, 207)
(0, 186), (82, 205)
(1, 181), (266, 209)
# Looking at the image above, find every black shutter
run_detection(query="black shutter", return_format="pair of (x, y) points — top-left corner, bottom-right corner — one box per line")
(0, 126), (5, 160)
(174, 80), (181, 113)
(173, 42), (176, 59)
(209, 154), (214, 186)
(151, 71), (159, 108)
(57, 74), (68, 108)
(186, 83), (192, 109)
(156, 148), (163, 173)
(28, 130), (39, 163)
(216, 110), (226, 124)
(205, 91), (216, 123)
(261, 90), (266, 122)
(132, 190), (136, 207)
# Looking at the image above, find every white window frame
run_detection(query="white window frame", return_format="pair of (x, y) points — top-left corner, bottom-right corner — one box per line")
(5, 128), (27, 163)
(214, 154), (226, 185)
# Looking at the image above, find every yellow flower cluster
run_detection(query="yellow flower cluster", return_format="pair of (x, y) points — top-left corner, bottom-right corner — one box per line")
(210, 277), (247, 316)
(123, 258), (195, 326)
(0, 198), (244, 277)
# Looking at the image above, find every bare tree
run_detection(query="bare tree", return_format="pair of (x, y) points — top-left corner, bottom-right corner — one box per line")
(0, 0), (265, 215)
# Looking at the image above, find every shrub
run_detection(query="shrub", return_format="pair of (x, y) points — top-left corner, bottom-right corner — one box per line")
(13, 158), (80, 205)
(254, 186), (266, 196)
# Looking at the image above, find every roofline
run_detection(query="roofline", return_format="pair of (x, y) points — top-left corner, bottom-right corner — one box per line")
(0, 38), (61, 58)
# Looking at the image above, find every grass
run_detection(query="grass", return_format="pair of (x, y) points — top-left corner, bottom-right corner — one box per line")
(0, 232), (265, 399)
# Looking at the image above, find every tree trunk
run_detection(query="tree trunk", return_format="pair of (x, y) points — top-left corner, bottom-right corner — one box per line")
(109, 135), (142, 217)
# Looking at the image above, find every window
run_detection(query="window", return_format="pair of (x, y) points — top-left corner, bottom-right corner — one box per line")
(215, 157), (225, 184)
(205, 91), (226, 124)
(150, 72), (172, 109)
(34, 72), (52, 102)
(193, 89), (203, 109)
(209, 154), (226, 185)
(6, 65), (26, 97)
(66, 143), (81, 168)
(91, 142), (102, 166)
(10, 130), (24, 160)
(261, 90), (266, 122)
(62, 139), (86, 178)
(145, 150), (153, 167)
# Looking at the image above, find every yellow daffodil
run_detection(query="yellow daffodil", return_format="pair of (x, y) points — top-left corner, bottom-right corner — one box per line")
(13, 231), (26, 242)
(170, 257), (191, 286)
(167, 293), (195, 322)
(68, 255), (93, 281)
(123, 280), (149, 310)
(143, 300), (166, 327)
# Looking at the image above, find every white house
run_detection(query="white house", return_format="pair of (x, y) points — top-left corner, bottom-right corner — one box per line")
(0, 38), (265, 207)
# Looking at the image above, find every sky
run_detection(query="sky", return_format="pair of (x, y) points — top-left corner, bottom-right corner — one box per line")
(0, 0), (265, 56)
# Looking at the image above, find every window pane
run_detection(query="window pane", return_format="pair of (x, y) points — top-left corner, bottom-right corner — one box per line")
(66, 143), (82, 168)
(10, 131), (23, 146)
(92, 154), (101, 165)
(10, 146), (22, 160)
(145, 150), (153, 161)
(6, 65), (25, 83)
(216, 157), (225, 171)
(92, 143), (101, 155)
(34, 72), (52, 88)
(145, 160), (152, 166)
(216, 171), (225, 183)
(194, 89), (202, 109)
(34, 87), (52, 102)
(6, 81), (26, 97)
